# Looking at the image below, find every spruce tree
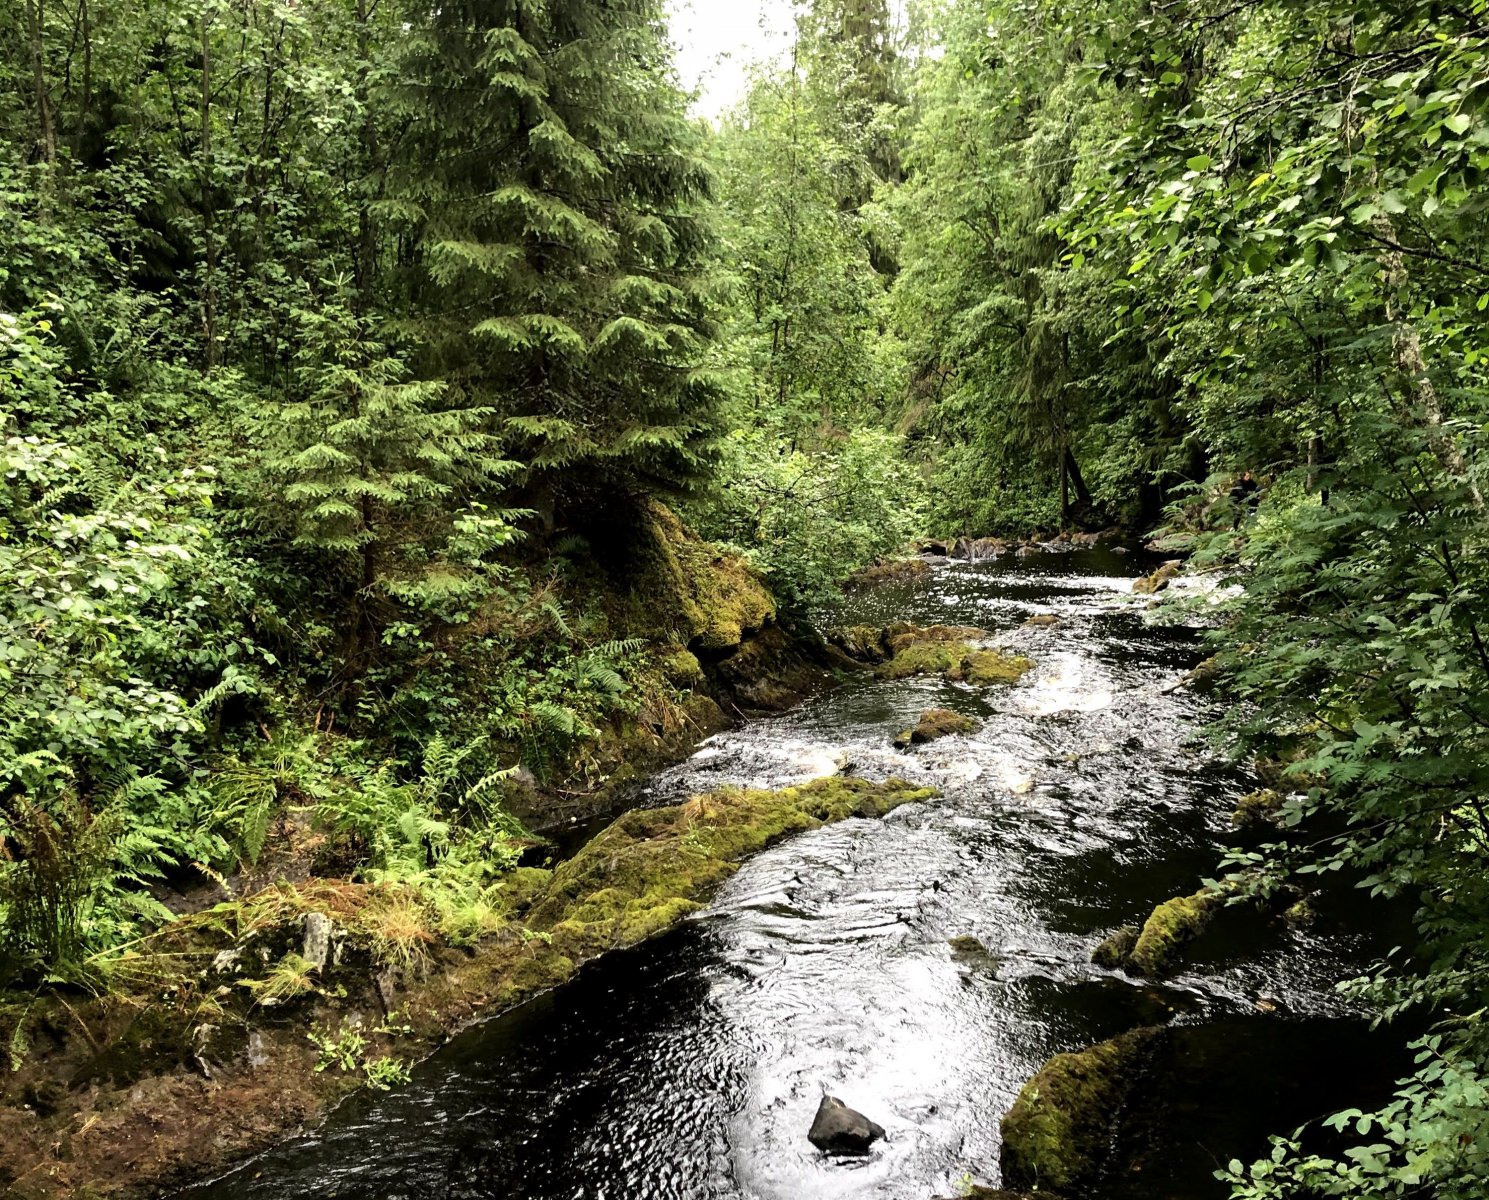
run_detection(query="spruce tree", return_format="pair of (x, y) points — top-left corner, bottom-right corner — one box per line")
(391, 0), (725, 518)
(258, 289), (521, 662)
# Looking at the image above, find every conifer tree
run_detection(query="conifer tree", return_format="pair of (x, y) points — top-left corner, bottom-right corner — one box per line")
(391, 0), (725, 517)
(258, 289), (521, 661)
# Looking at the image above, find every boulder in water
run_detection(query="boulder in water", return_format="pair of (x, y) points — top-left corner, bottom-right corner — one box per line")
(808, 1094), (886, 1154)
(1001, 1026), (1165, 1192)
(1133, 560), (1182, 594)
(1091, 924), (1139, 969)
(893, 707), (977, 749)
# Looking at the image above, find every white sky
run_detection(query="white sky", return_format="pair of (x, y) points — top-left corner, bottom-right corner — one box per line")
(666, 0), (800, 118)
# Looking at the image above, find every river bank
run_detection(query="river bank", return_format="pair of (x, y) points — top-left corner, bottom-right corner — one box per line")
(172, 547), (1396, 1200)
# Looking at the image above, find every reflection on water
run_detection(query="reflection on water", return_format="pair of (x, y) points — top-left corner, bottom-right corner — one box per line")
(177, 550), (1384, 1200)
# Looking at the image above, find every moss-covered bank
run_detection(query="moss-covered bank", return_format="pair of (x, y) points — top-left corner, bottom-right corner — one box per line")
(1000, 1026), (1165, 1194)
(0, 777), (934, 1200)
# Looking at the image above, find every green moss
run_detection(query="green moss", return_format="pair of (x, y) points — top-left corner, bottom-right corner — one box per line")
(960, 650), (1034, 684)
(880, 638), (970, 679)
(1232, 788), (1284, 830)
(492, 947), (576, 1006)
(847, 558), (932, 588)
(1091, 924), (1139, 969)
(885, 623), (987, 655)
(894, 708), (977, 748)
(495, 867), (553, 918)
(658, 647), (704, 686)
(1132, 561), (1181, 595)
(1000, 1027), (1165, 1193)
(621, 498), (775, 651)
(827, 624), (892, 663)
(530, 777), (937, 956)
(1127, 889), (1223, 978)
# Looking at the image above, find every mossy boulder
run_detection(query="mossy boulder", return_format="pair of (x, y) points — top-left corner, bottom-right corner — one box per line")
(624, 498), (775, 652)
(657, 647), (705, 687)
(893, 707), (977, 749)
(961, 649), (1033, 684)
(1126, 889), (1225, 978)
(530, 777), (937, 959)
(1000, 1026), (1165, 1193)
(847, 557), (932, 588)
(1091, 924), (1139, 969)
(826, 624), (894, 664)
(1232, 788), (1284, 831)
(709, 624), (830, 713)
(836, 623), (1033, 685)
(1132, 560), (1182, 595)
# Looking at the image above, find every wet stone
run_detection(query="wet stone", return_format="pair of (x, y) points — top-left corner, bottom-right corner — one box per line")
(808, 1094), (886, 1154)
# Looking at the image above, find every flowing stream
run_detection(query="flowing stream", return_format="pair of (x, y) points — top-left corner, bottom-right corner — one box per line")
(179, 550), (1388, 1200)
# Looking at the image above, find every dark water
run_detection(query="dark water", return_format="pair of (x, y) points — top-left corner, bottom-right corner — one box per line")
(178, 551), (1385, 1200)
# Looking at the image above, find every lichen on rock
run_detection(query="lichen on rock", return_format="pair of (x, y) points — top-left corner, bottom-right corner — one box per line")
(1000, 1026), (1165, 1193)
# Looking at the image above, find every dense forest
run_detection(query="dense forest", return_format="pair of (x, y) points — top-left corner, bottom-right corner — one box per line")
(2, 0), (1487, 1196)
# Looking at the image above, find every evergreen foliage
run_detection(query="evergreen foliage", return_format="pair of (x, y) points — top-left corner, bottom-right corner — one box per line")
(4, 0), (1489, 1193)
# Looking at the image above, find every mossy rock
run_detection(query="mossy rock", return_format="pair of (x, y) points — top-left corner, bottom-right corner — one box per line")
(1000, 1026), (1165, 1193)
(709, 624), (829, 713)
(860, 624), (1033, 685)
(961, 649), (1033, 684)
(1091, 924), (1139, 969)
(894, 707), (977, 749)
(1127, 889), (1224, 978)
(826, 624), (893, 664)
(658, 647), (704, 686)
(624, 498), (775, 652)
(884, 623), (987, 656)
(847, 557), (932, 588)
(1232, 788), (1284, 831)
(530, 777), (937, 957)
(1132, 560), (1182, 595)
(495, 867), (555, 918)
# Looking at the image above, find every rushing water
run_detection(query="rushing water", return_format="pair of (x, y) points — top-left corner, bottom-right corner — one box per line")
(179, 550), (1387, 1200)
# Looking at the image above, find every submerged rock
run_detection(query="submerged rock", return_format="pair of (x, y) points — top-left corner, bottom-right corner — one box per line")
(1000, 1026), (1165, 1193)
(893, 707), (977, 749)
(808, 1094), (886, 1154)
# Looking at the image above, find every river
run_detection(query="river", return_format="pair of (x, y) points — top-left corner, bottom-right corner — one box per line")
(177, 549), (1386, 1200)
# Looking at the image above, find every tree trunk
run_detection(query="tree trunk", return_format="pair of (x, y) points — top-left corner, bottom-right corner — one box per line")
(200, 13), (217, 369)
(25, 0), (56, 166)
